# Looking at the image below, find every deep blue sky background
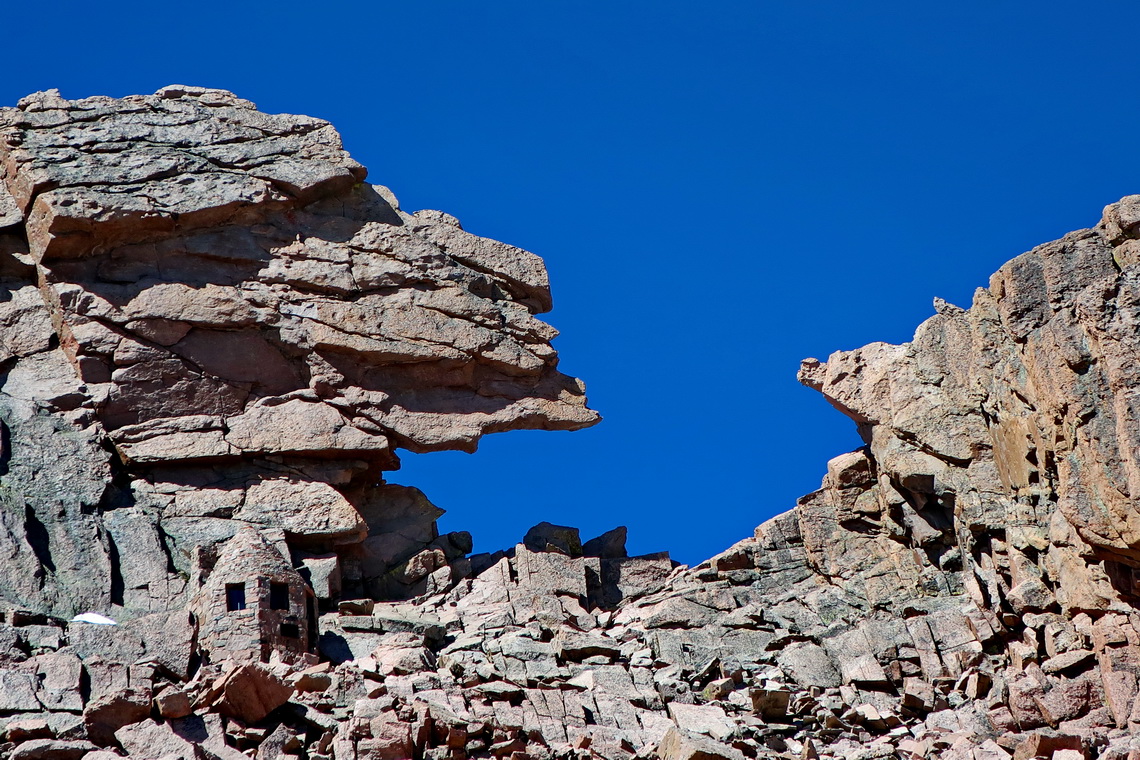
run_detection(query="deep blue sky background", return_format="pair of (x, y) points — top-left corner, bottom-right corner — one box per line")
(6, 3), (1140, 564)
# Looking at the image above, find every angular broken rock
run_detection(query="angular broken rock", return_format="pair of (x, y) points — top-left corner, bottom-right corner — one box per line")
(8, 739), (98, 760)
(8, 85), (1140, 760)
(657, 727), (746, 760)
(667, 702), (737, 742)
(3, 719), (53, 744)
(115, 720), (203, 760)
(209, 663), (294, 724)
(523, 522), (583, 557)
(154, 687), (193, 720)
(0, 669), (41, 712)
(554, 630), (623, 661)
(82, 688), (151, 746)
(750, 688), (791, 721)
(582, 525), (628, 558)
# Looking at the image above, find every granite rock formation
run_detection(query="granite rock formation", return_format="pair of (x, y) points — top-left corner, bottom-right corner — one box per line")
(2, 86), (1140, 760)
(0, 85), (596, 620)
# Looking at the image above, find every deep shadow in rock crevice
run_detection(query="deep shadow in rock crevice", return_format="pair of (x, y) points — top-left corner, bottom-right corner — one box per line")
(23, 503), (55, 573)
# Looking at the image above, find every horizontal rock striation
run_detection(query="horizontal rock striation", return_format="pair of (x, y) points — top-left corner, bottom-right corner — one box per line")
(6, 86), (1140, 760)
(0, 86), (597, 619)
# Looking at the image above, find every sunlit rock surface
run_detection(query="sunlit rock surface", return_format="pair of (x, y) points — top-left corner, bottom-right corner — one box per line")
(6, 87), (1140, 760)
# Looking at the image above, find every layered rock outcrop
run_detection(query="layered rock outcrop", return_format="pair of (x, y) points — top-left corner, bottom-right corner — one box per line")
(0, 86), (596, 619)
(5, 86), (1140, 760)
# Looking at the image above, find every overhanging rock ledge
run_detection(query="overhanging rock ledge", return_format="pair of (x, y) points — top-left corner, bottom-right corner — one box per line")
(1, 86), (1140, 760)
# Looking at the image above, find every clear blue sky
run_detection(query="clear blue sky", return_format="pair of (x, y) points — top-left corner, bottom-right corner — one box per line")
(6, 2), (1140, 564)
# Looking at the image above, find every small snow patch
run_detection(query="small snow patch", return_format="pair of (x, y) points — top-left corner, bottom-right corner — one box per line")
(71, 612), (117, 626)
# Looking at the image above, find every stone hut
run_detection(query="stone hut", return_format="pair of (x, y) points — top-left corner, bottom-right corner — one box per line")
(192, 527), (315, 664)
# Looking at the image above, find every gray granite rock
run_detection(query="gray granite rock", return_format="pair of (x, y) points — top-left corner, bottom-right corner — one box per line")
(6, 84), (1140, 760)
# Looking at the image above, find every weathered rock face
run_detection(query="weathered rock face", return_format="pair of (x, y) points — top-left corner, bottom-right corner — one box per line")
(799, 208), (1140, 592)
(3, 86), (594, 460)
(0, 86), (597, 617)
(8, 85), (1140, 760)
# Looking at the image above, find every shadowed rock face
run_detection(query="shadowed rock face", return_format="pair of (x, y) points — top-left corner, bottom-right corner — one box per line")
(0, 86), (598, 617)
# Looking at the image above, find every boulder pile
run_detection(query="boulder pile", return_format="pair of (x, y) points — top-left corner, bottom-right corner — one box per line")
(3, 87), (1140, 760)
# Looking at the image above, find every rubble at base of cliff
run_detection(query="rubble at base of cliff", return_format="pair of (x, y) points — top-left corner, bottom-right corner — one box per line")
(3, 513), (1139, 760)
(8, 86), (1140, 760)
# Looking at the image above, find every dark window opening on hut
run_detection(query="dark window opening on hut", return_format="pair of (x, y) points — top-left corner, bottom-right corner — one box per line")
(226, 583), (246, 611)
(269, 582), (289, 611)
(280, 622), (300, 638)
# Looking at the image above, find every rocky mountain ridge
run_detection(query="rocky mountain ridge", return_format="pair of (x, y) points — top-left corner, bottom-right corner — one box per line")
(0, 87), (1136, 760)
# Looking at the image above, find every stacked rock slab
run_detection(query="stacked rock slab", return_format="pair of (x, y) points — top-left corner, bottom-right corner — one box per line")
(0, 86), (598, 620)
(7, 86), (1140, 760)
